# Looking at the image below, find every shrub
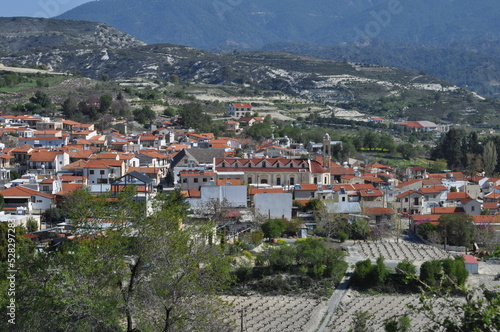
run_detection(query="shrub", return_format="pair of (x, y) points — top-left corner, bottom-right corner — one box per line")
(338, 231), (348, 242)
(352, 259), (372, 285)
(395, 259), (417, 286)
(419, 260), (442, 288)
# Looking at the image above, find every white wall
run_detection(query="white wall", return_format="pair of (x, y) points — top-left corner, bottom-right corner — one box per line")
(254, 193), (292, 220)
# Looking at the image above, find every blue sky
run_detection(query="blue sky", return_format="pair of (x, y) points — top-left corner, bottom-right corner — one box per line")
(0, 0), (92, 18)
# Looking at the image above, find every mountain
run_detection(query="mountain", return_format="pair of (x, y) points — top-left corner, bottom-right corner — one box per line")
(261, 40), (500, 99)
(0, 18), (498, 126)
(56, 0), (500, 50)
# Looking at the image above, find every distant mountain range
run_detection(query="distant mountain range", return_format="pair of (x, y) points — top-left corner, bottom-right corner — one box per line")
(0, 18), (498, 126)
(53, 0), (500, 98)
(56, 0), (499, 49)
(261, 39), (500, 98)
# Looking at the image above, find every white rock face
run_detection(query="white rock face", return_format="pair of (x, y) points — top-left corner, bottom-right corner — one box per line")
(101, 49), (109, 61)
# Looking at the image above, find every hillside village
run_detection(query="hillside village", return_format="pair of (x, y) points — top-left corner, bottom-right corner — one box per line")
(0, 102), (498, 252)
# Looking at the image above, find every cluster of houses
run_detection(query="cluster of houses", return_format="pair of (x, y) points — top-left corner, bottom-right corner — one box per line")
(0, 108), (498, 247)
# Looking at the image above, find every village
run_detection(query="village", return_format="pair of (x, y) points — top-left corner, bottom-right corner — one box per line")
(0, 100), (499, 331)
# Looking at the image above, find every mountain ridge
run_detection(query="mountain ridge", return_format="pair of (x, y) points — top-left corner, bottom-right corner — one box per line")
(56, 0), (500, 49)
(0, 17), (498, 126)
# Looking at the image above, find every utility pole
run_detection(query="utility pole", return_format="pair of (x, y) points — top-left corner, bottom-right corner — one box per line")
(238, 308), (247, 332)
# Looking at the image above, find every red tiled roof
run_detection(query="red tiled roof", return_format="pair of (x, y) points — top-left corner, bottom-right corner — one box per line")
(0, 186), (54, 199)
(28, 151), (64, 161)
(248, 188), (285, 195)
(363, 207), (394, 215)
(431, 207), (465, 214)
(447, 192), (470, 200)
(231, 103), (252, 108)
(472, 215), (500, 224)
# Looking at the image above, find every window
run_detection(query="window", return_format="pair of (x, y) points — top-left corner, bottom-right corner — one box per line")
(90, 170), (94, 175)
(194, 178), (198, 183)
(182, 178), (187, 183)
(290, 177), (295, 185)
(276, 177), (281, 186)
(247, 177), (252, 184)
(471, 206), (475, 212)
(100, 170), (105, 175)
(42, 186), (49, 191)
(314, 177), (318, 184)
(404, 198), (408, 203)
(203, 178), (207, 182)
(414, 197), (419, 205)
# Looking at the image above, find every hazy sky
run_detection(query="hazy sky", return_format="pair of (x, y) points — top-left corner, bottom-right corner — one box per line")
(0, 0), (93, 18)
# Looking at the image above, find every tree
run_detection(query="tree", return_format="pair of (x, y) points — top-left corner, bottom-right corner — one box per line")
(178, 103), (212, 131)
(100, 94), (113, 113)
(8, 188), (235, 332)
(305, 198), (324, 212)
(438, 214), (476, 247)
(397, 143), (416, 160)
(315, 211), (349, 239)
(483, 140), (498, 176)
(351, 218), (371, 241)
(133, 106), (156, 125)
(384, 316), (411, 332)
(351, 311), (374, 332)
(261, 218), (286, 240)
(26, 218), (38, 232)
(29, 90), (51, 108)
(61, 96), (78, 118)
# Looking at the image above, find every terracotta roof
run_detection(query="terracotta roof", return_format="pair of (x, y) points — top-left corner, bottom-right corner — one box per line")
(483, 202), (499, 209)
(396, 179), (422, 188)
(471, 215), (500, 224)
(231, 103), (252, 108)
(28, 150), (64, 161)
(215, 179), (243, 186)
(431, 207), (465, 214)
(396, 190), (422, 199)
(248, 188), (286, 195)
(83, 160), (124, 169)
(419, 186), (447, 194)
(0, 186), (54, 199)
(56, 183), (84, 195)
(359, 189), (383, 197)
(179, 170), (214, 177)
(447, 192), (470, 200)
(363, 207), (394, 215)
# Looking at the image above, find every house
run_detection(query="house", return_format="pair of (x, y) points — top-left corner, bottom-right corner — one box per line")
(137, 150), (170, 177)
(229, 103), (252, 118)
(405, 166), (427, 179)
(214, 157), (330, 187)
(170, 148), (226, 185)
(254, 192), (293, 220)
(358, 189), (384, 208)
(0, 185), (54, 215)
(111, 171), (155, 203)
(27, 150), (69, 175)
(362, 207), (395, 224)
(36, 121), (63, 131)
(445, 192), (471, 207)
(396, 190), (424, 215)
(82, 160), (126, 192)
(18, 136), (68, 149)
(178, 170), (215, 190)
(225, 120), (240, 132)
(461, 199), (482, 215)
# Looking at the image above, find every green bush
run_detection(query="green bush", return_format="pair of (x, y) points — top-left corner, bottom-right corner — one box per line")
(338, 231), (348, 243)
(352, 259), (373, 285)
